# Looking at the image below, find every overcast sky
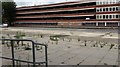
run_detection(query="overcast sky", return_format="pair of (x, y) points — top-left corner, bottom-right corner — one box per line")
(14, 0), (79, 7)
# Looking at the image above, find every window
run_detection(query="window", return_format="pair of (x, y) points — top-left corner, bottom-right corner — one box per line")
(113, 1), (116, 4)
(103, 2), (105, 4)
(97, 9), (99, 12)
(100, 8), (102, 12)
(109, 15), (112, 18)
(100, 15), (103, 19)
(106, 2), (108, 4)
(106, 8), (108, 11)
(113, 15), (116, 18)
(103, 15), (105, 19)
(103, 8), (105, 11)
(106, 15), (108, 19)
(116, 15), (119, 18)
(110, 2), (112, 4)
(113, 7), (116, 11)
(116, 7), (118, 11)
(97, 15), (99, 19)
(100, 2), (102, 5)
(110, 8), (112, 11)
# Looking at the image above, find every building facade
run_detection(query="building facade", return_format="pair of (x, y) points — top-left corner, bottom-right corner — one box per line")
(15, 0), (120, 28)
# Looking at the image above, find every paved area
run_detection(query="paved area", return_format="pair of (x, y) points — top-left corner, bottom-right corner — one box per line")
(1, 36), (118, 65)
(0, 28), (119, 65)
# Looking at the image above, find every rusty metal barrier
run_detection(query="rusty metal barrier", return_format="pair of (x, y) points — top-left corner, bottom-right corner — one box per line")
(0, 39), (48, 67)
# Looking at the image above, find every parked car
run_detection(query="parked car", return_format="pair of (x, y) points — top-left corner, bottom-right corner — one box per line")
(0, 24), (8, 28)
(86, 18), (90, 20)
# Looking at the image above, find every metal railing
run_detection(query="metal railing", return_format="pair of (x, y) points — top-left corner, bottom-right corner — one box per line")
(0, 39), (48, 67)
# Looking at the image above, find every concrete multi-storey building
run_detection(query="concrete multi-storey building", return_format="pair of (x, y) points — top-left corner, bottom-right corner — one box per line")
(14, 0), (120, 28)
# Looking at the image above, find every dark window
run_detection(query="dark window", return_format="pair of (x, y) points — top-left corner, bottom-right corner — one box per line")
(116, 7), (118, 11)
(113, 7), (115, 11)
(110, 8), (112, 11)
(103, 15), (105, 19)
(103, 8), (105, 11)
(100, 2), (102, 5)
(106, 8), (108, 11)
(98, 22), (105, 26)
(109, 15), (112, 18)
(116, 15), (118, 18)
(106, 2), (108, 4)
(106, 15), (108, 19)
(97, 15), (99, 19)
(103, 2), (105, 4)
(97, 9), (99, 12)
(100, 9), (102, 11)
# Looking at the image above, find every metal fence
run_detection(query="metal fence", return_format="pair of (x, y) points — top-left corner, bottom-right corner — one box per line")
(0, 39), (48, 67)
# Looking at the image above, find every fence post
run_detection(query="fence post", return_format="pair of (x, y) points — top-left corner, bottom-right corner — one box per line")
(32, 42), (36, 67)
(45, 45), (48, 67)
(0, 39), (48, 67)
(11, 40), (15, 67)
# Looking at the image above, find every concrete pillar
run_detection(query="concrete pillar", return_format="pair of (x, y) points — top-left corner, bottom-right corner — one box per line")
(105, 22), (107, 26)
(96, 22), (98, 26)
(118, 22), (120, 26)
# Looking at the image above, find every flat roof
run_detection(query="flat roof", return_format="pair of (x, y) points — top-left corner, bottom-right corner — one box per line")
(16, 0), (96, 10)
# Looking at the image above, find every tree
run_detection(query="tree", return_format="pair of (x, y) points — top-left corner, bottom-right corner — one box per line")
(0, 1), (2, 24)
(2, 1), (16, 26)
